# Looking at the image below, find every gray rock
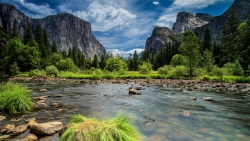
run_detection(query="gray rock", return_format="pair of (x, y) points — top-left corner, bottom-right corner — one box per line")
(30, 122), (63, 135)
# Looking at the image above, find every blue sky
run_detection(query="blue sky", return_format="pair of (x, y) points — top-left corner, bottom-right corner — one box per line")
(2, 0), (233, 56)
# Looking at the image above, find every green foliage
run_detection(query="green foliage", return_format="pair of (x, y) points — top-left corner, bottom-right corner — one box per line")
(202, 28), (211, 52)
(92, 54), (99, 68)
(168, 66), (187, 79)
(170, 54), (186, 67)
(179, 30), (201, 77)
(51, 41), (58, 53)
(29, 69), (47, 77)
(56, 58), (79, 72)
(51, 53), (63, 65)
(0, 82), (34, 114)
(60, 111), (141, 141)
(133, 50), (139, 71)
(157, 65), (173, 75)
(105, 57), (128, 72)
(220, 10), (240, 65)
(222, 60), (244, 76)
(23, 25), (33, 45)
(4, 38), (40, 73)
(202, 49), (215, 72)
(10, 62), (20, 76)
(45, 65), (59, 77)
(139, 61), (152, 74)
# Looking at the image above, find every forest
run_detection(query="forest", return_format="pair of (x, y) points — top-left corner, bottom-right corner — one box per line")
(1, 11), (250, 82)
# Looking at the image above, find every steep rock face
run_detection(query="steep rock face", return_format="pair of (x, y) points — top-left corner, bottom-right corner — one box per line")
(0, 3), (106, 58)
(195, 13), (214, 22)
(172, 11), (209, 33)
(145, 26), (181, 52)
(196, 0), (250, 42)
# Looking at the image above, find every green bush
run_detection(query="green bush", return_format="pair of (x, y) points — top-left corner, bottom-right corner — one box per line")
(29, 69), (47, 77)
(56, 58), (79, 72)
(139, 61), (152, 74)
(157, 65), (173, 75)
(45, 65), (59, 77)
(169, 66), (187, 79)
(0, 82), (34, 114)
(60, 112), (141, 141)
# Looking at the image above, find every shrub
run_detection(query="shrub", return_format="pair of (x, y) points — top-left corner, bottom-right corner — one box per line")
(157, 65), (173, 75)
(45, 65), (59, 77)
(60, 112), (141, 141)
(29, 69), (47, 77)
(0, 82), (34, 114)
(139, 61), (152, 74)
(56, 58), (79, 72)
(168, 66), (187, 79)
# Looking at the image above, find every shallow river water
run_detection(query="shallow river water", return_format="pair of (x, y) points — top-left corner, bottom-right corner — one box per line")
(1, 80), (250, 141)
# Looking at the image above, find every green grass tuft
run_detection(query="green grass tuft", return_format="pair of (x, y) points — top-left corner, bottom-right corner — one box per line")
(60, 112), (141, 141)
(0, 82), (34, 114)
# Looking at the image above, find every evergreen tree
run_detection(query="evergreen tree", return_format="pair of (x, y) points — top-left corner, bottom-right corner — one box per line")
(133, 50), (139, 71)
(91, 54), (99, 68)
(61, 49), (67, 59)
(23, 24), (33, 45)
(72, 47), (78, 66)
(43, 29), (50, 58)
(236, 15), (250, 71)
(220, 10), (240, 66)
(68, 48), (73, 59)
(51, 41), (58, 53)
(35, 24), (45, 58)
(81, 51), (85, 69)
(179, 30), (201, 77)
(202, 28), (211, 52)
(99, 55), (106, 70)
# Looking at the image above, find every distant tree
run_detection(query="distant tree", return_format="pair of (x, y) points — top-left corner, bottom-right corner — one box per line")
(56, 58), (78, 72)
(23, 24), (33, 45)
(139, 61), (152, 74)
(203, 49), (214, 72)
(91, 54), (99, 68)
(51, 53), (62, 65)
(220, 10), (240, 66)
(51, 41), (58, 53)
(72, 47), (78, 66)
(179, 30), (201, 77)
(202, 28), (211, 52)
(133, 50), (139, 71)
(236, 15), (250, 71)
(99, 55), (106, 70)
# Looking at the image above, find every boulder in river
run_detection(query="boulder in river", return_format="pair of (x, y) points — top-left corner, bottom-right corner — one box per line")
(0, 116), (6, 121)
(30, 122), (63, 135)
(129, 88), (137, 94)
(7, 124), (27, 135)
(20, 134), (38, 141)
(203, 97), (213, 101)
(190, 97), (196, 100)
(39, 89), (48, 92)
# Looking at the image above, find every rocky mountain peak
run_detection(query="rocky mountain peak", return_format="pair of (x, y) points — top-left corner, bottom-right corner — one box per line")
(172, 11), (210, 33)
(0, 3), (107, 59)
(145, 26), (182, 52)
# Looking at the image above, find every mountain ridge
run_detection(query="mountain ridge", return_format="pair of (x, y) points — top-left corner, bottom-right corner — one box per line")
(0, 3), (107, 59)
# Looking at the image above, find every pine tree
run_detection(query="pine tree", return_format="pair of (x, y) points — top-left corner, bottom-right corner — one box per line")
(133, 50), (139, 71)
(92, 54), (99, 68)
(35, 24), (45, 57)
(99, 55), (106, 69)
(220, 10), (240, 66)
(51, 41), (58, 53)
(72, 47), (78, 66)
(202, 28), (211, 52)
(23, 24), (33, 45)
(43, 29), (50, 58)
(179, 30), (201, 77)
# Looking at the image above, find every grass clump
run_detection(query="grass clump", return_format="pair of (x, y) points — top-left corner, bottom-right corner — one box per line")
(0, 82), (34, 114)
(60, 112), (141, 141)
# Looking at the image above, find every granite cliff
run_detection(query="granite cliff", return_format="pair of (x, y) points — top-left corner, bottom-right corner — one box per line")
(172, 11), (212, 33)
(145, 26), (182, 52)
(196, 0), (250, 42)
(0, 3), (107, 59)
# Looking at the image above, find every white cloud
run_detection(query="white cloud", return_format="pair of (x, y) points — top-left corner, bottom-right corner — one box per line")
(72, 2), (137, 32)
(153, 1), (159, 5)
(156, 0), (230, 28)
(14, 0), (56, 18)
(107, 48), (144, 57)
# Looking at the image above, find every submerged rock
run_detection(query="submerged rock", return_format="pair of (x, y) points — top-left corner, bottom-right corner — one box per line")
(190, 97), (197, 100)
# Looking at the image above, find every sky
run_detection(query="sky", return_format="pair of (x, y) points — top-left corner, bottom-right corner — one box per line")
(1, 0), (234, 56)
